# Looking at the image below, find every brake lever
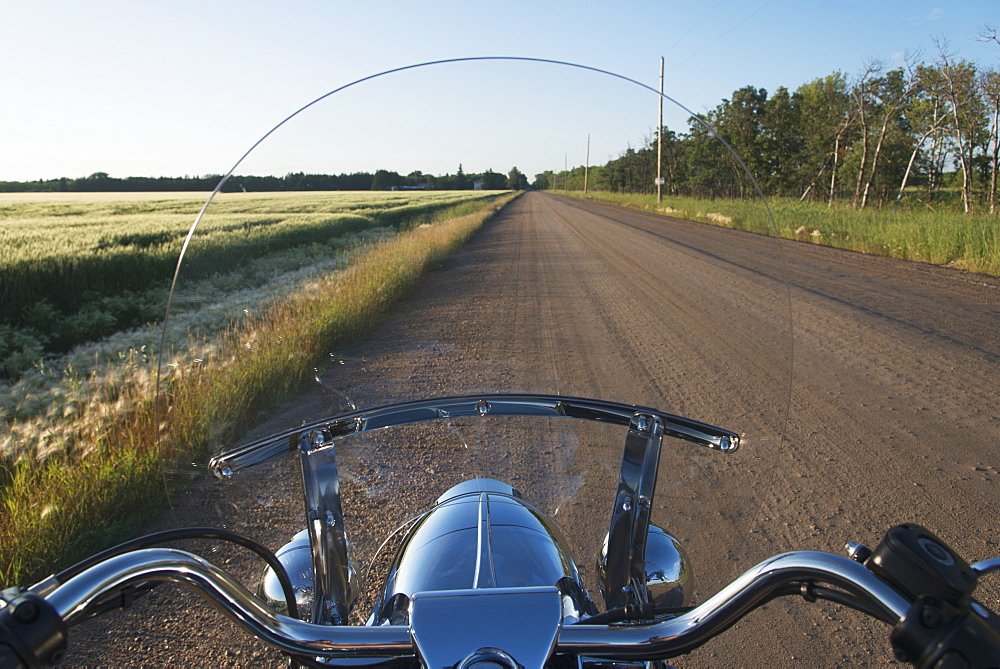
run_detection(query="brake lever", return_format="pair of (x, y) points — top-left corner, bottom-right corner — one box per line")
(972, 557), (1000, 577)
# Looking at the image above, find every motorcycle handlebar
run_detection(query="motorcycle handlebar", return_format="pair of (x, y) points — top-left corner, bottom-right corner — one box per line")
(45, 548), (411, 657)
(38, 547), (912, 661)
(559, 550), (910, 659)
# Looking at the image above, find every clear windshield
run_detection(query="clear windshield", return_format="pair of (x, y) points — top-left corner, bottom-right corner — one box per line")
(154, 58), (792, 619)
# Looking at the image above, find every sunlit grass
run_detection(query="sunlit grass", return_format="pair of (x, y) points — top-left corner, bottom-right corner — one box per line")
(567, 191), (1000, 276)
(0, 191), (501, 380)
(2, 192), (501, 466)
(0, 192), (515, 585)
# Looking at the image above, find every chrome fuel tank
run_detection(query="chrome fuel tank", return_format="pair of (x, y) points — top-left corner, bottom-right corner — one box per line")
(371, 478), (595, 624)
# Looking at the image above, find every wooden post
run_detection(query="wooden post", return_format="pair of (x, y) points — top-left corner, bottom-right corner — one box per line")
(657, 56), (664, 204)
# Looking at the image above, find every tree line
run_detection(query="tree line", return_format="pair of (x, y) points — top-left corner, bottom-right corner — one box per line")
(539, 35), (1000, 214)
(0, 165), (530, 193)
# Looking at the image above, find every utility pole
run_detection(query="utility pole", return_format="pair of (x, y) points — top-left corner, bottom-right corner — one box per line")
(657, 56), (664, 204)
(584, 134), (590, 195)
(564, 154), (568, 191)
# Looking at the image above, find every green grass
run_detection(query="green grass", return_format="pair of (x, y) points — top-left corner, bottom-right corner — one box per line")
(0, 191), (516, 585)
(564, 191), (1000, 276)
(0, 191), (501, 380)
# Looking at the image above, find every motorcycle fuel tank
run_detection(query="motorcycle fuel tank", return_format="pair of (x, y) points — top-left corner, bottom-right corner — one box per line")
(371, 478), (596, 625)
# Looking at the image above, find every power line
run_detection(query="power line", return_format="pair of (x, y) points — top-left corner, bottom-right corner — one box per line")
(667, 0), (778, 74)
(663, 0), (726, 59)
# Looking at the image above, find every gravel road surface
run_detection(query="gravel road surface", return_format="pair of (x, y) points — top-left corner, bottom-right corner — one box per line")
(69, 191), (999, 665)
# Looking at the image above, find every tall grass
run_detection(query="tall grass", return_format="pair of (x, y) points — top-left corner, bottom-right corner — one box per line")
(0, 193), (515, 585)
(568, 191), (1000, 276)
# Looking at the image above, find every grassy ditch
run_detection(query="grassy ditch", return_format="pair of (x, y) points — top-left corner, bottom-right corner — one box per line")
(0, 192), (516, 584)
(563, 191), (1000, 277)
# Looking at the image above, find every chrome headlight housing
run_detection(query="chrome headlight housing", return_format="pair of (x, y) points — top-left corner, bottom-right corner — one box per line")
(642, 525), (692, 609)
(597, 525), (692, 612)
(258, 530), (314, 620)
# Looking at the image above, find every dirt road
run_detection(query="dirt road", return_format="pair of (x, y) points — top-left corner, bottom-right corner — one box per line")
(70, 191), (999, 665)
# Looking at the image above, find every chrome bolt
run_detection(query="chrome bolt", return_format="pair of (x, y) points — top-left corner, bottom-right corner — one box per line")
(845, 541), (871, 563)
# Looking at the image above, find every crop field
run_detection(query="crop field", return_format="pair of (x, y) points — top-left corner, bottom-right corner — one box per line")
(0, 190), (513, 582)
(0, 190), (500, 377)
(1, 189), (501, 458)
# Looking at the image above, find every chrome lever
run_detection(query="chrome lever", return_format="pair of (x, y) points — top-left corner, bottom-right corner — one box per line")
(972, 557), (1000, 576)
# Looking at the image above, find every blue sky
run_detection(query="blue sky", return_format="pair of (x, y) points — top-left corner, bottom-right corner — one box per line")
(2, 1), (997, 182)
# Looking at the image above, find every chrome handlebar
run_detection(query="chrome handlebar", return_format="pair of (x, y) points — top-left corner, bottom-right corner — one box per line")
(45, 549), (410, 657)
(559, 550), (910, 659)
(42, 547), (912, 661)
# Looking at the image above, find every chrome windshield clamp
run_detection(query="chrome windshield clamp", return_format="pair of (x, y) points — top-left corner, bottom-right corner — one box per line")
(600, 413), (663, 611)
(298, 429), (357, 625)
